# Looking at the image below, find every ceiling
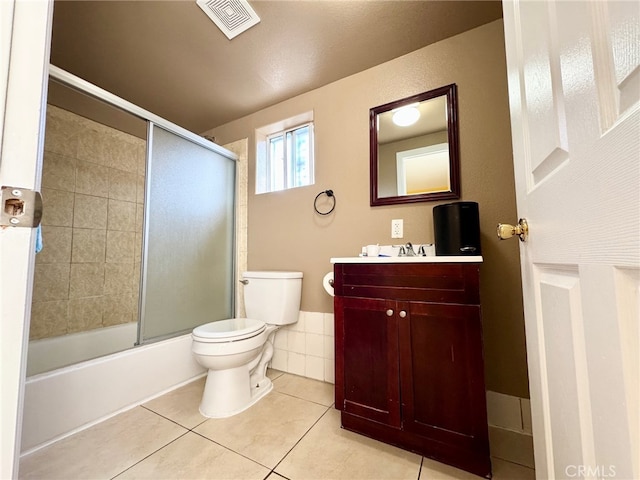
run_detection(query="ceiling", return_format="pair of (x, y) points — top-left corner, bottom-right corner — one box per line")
(50, 1), (503, 134)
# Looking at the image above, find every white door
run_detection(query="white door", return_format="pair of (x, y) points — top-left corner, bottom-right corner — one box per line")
(502, 1), (639, 479)
(0, 0), (52, 478)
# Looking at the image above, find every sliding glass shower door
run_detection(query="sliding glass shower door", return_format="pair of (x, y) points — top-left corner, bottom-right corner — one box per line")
(140, 124), (236, 342)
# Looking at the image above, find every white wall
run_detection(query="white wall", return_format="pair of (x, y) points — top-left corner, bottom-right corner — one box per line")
(271, 311), (335, 383)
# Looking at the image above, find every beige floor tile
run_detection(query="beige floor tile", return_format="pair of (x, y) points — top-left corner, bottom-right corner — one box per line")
(19, 407), (187, 480)
(273, 372), (335, 406)
(266, 473), (288, 480)
(115, 432), (269, 480)
(275, 408), (421, 480)
(194, 391), (327, 468)
(420, 458), (483, 479)
(492, 458), (535, 480)
(267, 368), (284, 381)
(143, 377), (207, 429)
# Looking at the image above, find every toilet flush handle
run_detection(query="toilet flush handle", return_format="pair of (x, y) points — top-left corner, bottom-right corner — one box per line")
(239, 279), (249, 285)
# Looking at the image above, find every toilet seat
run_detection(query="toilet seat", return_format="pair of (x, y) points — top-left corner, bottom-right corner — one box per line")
(192, 318), (266, 343)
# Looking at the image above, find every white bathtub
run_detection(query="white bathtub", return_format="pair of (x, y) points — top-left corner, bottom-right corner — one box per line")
(26, 323), (139, 377)
(21, 332), (205, 454)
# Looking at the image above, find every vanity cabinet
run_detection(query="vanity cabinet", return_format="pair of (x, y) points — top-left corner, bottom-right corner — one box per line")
(333, 261), (491, 478)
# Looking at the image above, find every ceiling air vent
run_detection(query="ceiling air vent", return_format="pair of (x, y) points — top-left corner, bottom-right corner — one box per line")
(196, 0), (260, 40)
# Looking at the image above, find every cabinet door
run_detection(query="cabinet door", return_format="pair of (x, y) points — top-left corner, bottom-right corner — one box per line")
(335, 296), (401, 427)
(398, 301), (489, 451)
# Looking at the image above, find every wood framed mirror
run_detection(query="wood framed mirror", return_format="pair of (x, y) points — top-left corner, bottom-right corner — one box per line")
(370, 84), (460, 206)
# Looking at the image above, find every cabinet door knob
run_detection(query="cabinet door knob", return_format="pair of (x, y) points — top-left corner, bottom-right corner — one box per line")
(399, 310), (407, 318)
(386, 309), (394, 317)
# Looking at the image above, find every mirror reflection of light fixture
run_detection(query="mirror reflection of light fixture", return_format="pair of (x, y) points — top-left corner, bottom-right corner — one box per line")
(392, 103), (420, 127)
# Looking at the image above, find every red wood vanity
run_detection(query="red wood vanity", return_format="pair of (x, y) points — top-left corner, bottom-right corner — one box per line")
(332, 258), (491, 478)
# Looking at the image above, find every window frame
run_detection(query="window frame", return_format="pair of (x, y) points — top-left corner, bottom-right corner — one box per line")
(255, 111), (315, 194)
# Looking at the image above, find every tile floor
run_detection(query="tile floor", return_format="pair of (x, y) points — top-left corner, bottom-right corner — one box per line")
(19, 371), (535, 480)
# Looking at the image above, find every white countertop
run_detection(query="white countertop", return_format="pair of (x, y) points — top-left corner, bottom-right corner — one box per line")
(330, 256), (483, 264)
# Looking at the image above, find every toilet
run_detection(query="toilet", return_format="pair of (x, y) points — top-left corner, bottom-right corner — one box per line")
(191, 270), (302, 418)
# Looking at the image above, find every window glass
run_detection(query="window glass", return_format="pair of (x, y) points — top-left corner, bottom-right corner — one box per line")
(257, 120), (314, 194)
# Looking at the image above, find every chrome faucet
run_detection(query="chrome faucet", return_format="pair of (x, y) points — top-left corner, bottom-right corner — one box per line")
(398, 245), (406, 256)
(404, 242), (416, 256)
(417, 245), (427, 256)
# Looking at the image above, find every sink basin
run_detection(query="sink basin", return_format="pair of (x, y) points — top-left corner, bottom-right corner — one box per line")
(330, 256), (483, 264)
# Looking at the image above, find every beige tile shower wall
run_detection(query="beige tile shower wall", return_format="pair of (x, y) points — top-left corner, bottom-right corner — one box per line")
(222, 138), (249, 317)
(31, 105), (145, 340)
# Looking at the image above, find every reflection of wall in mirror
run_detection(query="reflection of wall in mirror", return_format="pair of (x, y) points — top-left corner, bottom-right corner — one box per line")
(397, 143), (450, 195)
(378, 130), (448, 197)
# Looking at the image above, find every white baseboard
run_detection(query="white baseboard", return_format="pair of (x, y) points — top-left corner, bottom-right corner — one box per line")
(271, 311), (335, 384)
(486, 390), (534, 468)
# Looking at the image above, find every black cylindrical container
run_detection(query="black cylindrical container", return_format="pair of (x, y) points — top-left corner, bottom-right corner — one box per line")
(433, 202), (481, 255)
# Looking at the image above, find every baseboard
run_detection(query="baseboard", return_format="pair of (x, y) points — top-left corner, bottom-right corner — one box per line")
(486, 391), (534, 468)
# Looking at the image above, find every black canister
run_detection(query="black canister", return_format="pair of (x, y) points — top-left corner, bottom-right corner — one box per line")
(433, 201), (481, 255)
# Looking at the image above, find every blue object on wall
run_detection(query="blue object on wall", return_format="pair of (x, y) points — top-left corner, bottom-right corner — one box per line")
(35, 224), (43, 253)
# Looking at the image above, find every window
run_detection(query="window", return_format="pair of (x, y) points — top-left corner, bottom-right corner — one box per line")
(256, 113), (314, 194)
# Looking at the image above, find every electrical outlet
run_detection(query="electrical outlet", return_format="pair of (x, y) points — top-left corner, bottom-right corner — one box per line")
(391, 219), (403, 238)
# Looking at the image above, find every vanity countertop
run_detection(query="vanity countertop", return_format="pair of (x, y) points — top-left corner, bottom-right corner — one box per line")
(330, 255), (483, 264)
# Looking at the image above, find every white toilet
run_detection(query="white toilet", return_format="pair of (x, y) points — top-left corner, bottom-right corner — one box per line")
(191, 270), (302, 418)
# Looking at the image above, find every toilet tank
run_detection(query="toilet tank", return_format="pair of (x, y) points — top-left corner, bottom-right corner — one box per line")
(242, 271), (303, 326)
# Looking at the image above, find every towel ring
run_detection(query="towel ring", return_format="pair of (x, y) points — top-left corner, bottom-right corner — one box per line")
(314, 189), (336, 215)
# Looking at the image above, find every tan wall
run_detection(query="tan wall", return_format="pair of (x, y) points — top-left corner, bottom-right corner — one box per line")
(205, 20), (529, 398)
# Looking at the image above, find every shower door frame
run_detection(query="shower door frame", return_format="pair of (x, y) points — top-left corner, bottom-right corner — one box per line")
(49, 65), (237, 161)
(47, 65), (239, 346)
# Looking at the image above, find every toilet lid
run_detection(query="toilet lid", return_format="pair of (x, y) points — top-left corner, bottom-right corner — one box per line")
(192, 318), (266, 342)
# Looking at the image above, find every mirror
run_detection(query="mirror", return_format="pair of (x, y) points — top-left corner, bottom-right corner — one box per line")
(370, 84), (460, 206)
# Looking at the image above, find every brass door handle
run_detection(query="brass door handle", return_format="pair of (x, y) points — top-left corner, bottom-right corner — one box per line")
(497, 218), (528, 242)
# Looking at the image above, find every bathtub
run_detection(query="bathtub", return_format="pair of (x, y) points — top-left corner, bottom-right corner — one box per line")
(26, 323), (139, 377)
(21, 332), (205, 454)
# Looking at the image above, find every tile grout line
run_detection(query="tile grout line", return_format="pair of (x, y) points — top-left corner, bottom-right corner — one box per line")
(188, 429), (275, 470)
(274, 389), (334, 408)
(135, 404), (286, 476)
(109, 429), (191, 480)
(269, 405), (333, 476)
(139, 404), (207, 430)
(117, 374), (334, 479)
(108, 405), (198, 479)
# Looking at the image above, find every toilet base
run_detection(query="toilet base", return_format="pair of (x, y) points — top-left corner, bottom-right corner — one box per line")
(199, 366), (274, 418)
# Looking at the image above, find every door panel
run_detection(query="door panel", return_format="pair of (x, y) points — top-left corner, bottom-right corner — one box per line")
(0, 1), (52, 477)
(338, 296), (400, 427)
(503, 0), (639, 478)
(536, 267), (590, 475)
(519, 0), (569, 186)
(399, 301), (486, 449)
(141, 124), (236, 342)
